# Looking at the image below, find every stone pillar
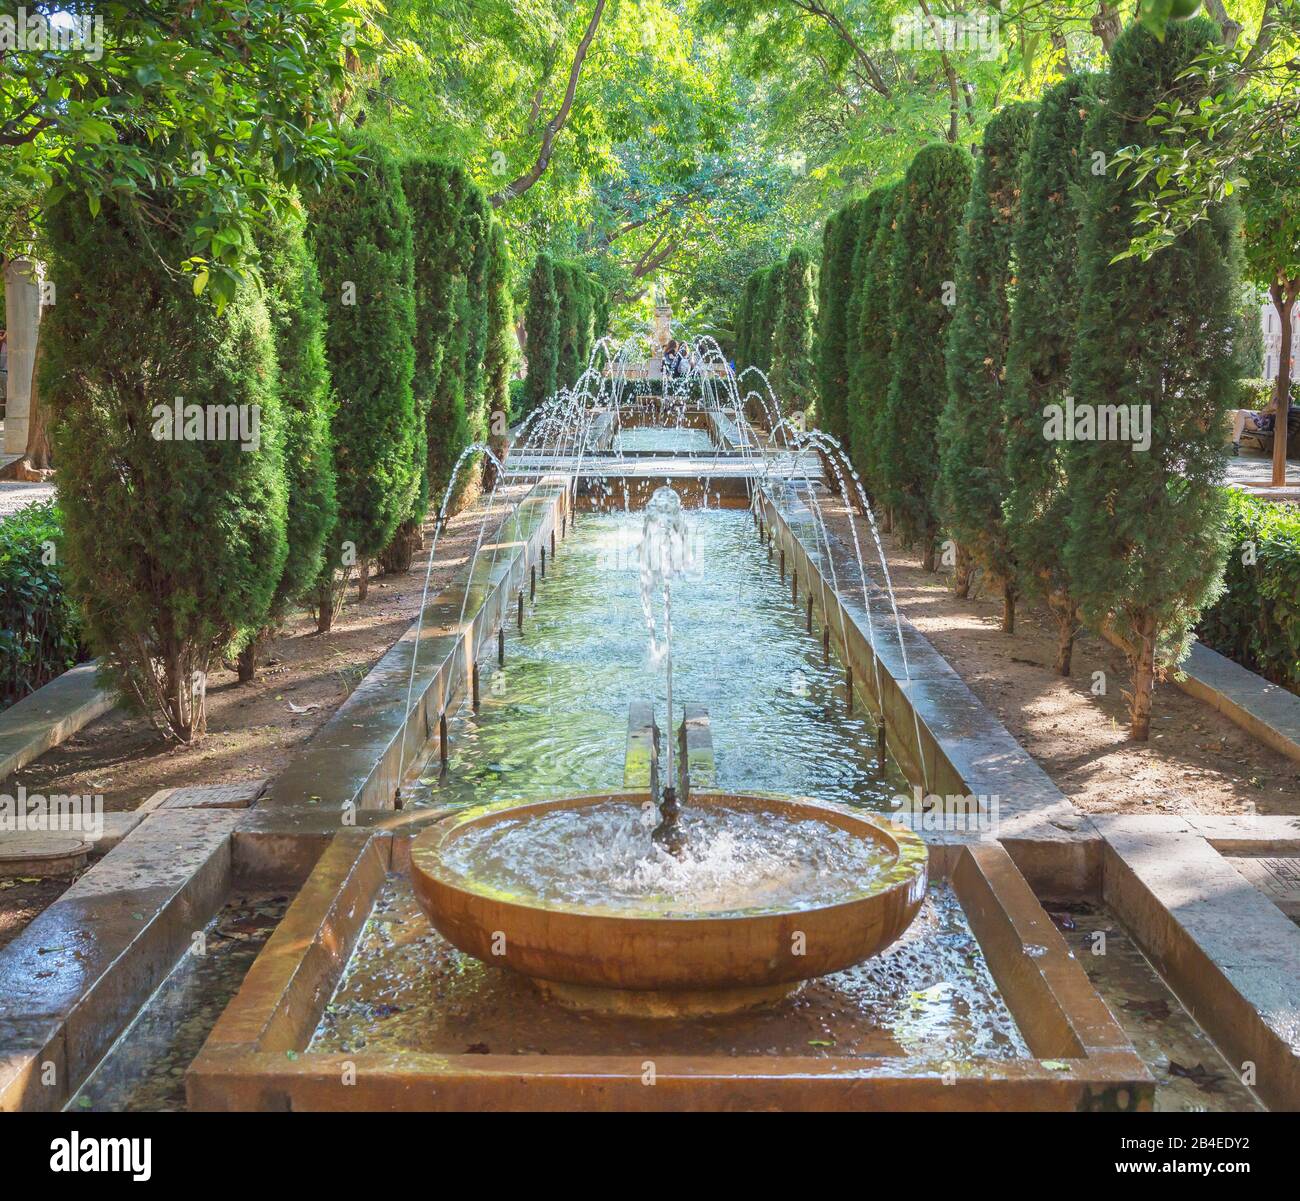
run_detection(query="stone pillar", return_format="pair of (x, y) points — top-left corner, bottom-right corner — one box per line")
(4, 257), (43, 456)
(652, 304), (670, 352)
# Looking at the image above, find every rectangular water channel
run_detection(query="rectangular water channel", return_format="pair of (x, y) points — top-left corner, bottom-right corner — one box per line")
(403, 507), (909, 813)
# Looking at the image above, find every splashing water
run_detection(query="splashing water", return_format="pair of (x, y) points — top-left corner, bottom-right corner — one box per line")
(639, 485), (691, 670)
(439, 800), (893, 916)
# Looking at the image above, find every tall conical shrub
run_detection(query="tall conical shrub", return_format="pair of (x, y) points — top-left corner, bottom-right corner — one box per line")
(816, 208), (855, 445)
(554, 261), (580, 389)
(754, 265), (779, 377)
(937, 102), (1036, 624)
(311, 134), (418, 617)
(771, 248), (818, 418)
(735, 272), (760, 376)
(42, 191), (288, 740)
(850, 183), (902, 512)
(881, 144), (973, 569)
(483, 218), (515, 484)
(1004, 73), (1099, 676)
(239, 192), (337, 679)
(399, 161), (491, 534)
(843, 188), (886, 475)
(524, 252), (559, 413)
(1067, 20), (1241, 740)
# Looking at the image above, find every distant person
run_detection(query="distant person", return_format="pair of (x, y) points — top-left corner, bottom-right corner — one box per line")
(675, 342), (691, 378)
(1229, 396), (1298, 456)
(663, 339), (679, 379)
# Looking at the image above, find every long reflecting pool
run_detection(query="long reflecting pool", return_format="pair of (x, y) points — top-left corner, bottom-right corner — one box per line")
(405, 506), (909, 813)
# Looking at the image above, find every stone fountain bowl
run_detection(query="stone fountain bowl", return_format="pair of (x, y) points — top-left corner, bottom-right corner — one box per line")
(410, 791), (928, 1017)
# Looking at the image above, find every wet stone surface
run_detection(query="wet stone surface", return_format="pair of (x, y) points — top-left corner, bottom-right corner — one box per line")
(67, 891), (290, 1112)
(1053, 901), (1263, 1112)
(310, 873), (1027, 1062)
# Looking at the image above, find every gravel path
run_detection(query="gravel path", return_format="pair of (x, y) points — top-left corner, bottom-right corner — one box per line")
(0, 479), (57, 520)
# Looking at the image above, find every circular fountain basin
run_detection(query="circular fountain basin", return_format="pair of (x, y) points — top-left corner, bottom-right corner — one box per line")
(410, 791), (928, 1017)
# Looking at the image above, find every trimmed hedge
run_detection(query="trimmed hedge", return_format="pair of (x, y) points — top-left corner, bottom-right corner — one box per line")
(1198, 490), (1300, 694)
(770, 247), (817, 418)
(311, 134), (419, 574)
(1066, 19), (1241, 740)
(1237, 377), (1300, 409)
(0, 500), (83, 711)
(43, 187), (288, 740)
(881, 143), (973, 567)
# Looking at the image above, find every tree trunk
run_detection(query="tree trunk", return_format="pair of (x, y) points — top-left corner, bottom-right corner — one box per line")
(953, 544), (973, 598)
(357, 556), (371, 601)
(1090, 2), (1121, 50)
(921, 535), (936, 573)
(880, 508), (892, 535)
(1128, 620), (1157, 741)
(1268, 280), (1297, 489)
(1001, 581), (1015, 634)
(237, 640), (258, 684)
(380, 520), (419, 574)
(1050, 597), (1075, 676)
(316, 578), (334, 633)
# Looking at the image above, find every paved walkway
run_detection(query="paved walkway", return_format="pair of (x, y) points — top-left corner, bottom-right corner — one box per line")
(1221, 450), (1300, 503)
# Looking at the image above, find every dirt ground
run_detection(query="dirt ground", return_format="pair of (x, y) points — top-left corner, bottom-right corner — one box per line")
(8, 489), (522, 815)
(820, 499), (1300, 816)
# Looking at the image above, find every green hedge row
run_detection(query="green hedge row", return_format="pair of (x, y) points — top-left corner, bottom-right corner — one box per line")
(522, 253), (608, 414)
(1197, 490), (1300, 694)
(733, 249), (817, 418)
(0, 500), (84, 711)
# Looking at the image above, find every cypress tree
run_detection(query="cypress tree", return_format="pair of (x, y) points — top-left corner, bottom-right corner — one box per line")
(429, 169), (489, 514)
(937, 102), (1037, 624)
(591, 280), (610, 348)
(754, 265), (779, 376)
(735, 272), (760, 375)
(816, 209), (851, 444)
(482, 217), (515, 483)
(850, 183), (902, 514)
(881, 144), (973, 569)
(41, 190), (288, 741)
(239, 192), (337, 680)
(1067, 20), (1241, 740)
(460, 183), (492, 463)
(311, 133), (418, 615)
(399, 161), (490, 530)
(843, 189), (885, 469)
(575, 270), (597, 370)
(554, 262), (578, 388)
(1004, 74), (1099, 676)
(771, 248), (818, 418)
(524, 252), (559, 413)
(400, 158), (455, 545)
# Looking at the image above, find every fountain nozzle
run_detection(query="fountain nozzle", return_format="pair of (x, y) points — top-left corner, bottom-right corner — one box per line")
(652, 785), (685, 858)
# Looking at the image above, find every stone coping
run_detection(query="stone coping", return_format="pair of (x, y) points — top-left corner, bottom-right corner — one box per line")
(1095, 814), (1300, 1111)
(0, 661), (115, 785)
(1175, 641), (1300, 764)
(758, 493), (1080, 842)
(265, 478), (571, 814)
(0, 809), (239, 1111)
